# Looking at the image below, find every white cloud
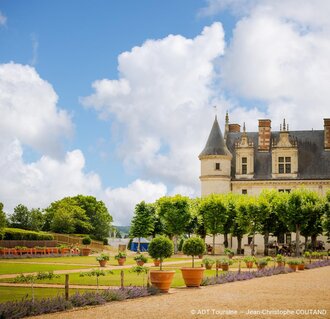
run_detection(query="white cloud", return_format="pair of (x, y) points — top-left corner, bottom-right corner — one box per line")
(82, 23), (226, 192)
(0, 63), (72, 157)
(0, 11), (7, 26)
(218, 0), (330, 129)
(0, 62), (168, 225)
(105, 179), (167, 226)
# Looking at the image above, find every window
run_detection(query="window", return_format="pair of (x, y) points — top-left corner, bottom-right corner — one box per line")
(279, 189), (291, 193)
(242, 157), (247, 175)
(278, 157), (291, 174)
(242, 189), (247, 195)
(215, 163), (220, 170)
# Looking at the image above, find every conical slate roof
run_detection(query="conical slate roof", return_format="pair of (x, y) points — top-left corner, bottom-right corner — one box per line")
(199, 116), (231, 157)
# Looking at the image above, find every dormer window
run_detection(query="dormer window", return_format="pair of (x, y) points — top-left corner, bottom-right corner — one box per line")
(278, 157), (291, 174)
(215, 163), (220, 170)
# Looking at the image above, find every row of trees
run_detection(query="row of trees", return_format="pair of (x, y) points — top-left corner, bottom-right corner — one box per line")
(0, 195), (113, 241)
(130, 189), (330, 256)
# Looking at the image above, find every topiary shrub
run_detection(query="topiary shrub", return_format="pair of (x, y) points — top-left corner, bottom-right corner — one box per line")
(82, 236), (92, 246)
(182, 237), (205, 267)
(148, 236), (174, 270)
(2, 228), (54, 240)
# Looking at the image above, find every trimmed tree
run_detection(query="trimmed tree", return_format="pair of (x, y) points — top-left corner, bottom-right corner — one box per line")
(157, 195), (191, 253)
(198, 194), (227, 255)
(129, 201), (155, 252)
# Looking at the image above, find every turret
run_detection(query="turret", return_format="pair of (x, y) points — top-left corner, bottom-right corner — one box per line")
(199, 116), (232, 196)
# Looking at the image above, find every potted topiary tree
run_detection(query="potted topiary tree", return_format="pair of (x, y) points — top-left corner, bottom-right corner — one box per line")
(81, 236), (92, 256)
(134, 254), (148, 266)
(287, 259), (299, 271)
(181, 237), (206, 287)
(276, 254), (286, 267)
(148, 236), (174, 293)
(96, 253), (110, 267)
(216, 257), (233, 271)
(115, 251), (127, 266)
(243, 256), (255, 269)
(202, 257), (215, 270)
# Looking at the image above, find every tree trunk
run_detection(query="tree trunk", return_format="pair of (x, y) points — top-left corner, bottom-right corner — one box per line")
(251, 233), (256, 256)
(224, 233), (229, 248)
(311, 234), (317, 251)
(212, 234), (216, 255)
(137, 237), (141, 253)
(264, 231), (269, 256)
(174, 235), (178, 254)
(304, 235), (308, 252)
(296, 224), (301, 257)
(237, 236), (242, 253)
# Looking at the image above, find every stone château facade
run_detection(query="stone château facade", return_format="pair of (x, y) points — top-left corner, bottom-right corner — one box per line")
(199, 114), (330, 253)
(199, 114), (330, 196)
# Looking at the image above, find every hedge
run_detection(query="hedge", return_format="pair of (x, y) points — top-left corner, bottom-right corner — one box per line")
(1, 228), (54, 240)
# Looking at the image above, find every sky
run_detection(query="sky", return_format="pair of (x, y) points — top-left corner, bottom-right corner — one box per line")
(1, 0), (330, 225)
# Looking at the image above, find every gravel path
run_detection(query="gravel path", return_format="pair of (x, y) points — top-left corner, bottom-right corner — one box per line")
(34, 266), (330, 319)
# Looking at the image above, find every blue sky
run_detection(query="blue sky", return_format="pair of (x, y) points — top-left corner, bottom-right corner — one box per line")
(1, 0), (330, 225)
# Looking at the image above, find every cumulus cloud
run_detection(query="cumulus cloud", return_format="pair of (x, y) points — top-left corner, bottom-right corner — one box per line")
(0, 62), (167, 225)
(0, 11), (7, 26)
(82, 23), (226, 193)
(0, 63), (72, 157)
(214, 0), (330, 129)
(105, 179), (167, 226)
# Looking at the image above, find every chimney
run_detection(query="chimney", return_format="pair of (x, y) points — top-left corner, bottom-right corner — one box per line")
(258, 119), (271, 151)
(229, 124), (241, 132)
(324, 118), (330, 150)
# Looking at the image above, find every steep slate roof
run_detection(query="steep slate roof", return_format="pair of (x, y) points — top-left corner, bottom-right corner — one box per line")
(199, 116), (231, 157)
(226, 130), (330, 180)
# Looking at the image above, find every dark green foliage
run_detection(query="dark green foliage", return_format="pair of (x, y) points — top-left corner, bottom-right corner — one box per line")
(82, 236), (92, 245)
(198, 194), (227, 254)
(0, 202), (6, 229)
(130, 201), (155, 251)
(182, 237), (205, 267)
(2, 228), (53, 240)
(157, 195), (191, 237)
(148, 235), (174, 270)
(74, 195), (113, 240)
(43, 195), (112, 239)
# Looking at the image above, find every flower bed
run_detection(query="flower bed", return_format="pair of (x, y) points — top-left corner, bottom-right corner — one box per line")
(0, 287), (158, 319)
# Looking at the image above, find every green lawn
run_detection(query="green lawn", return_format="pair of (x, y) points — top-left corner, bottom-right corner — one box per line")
(0, 267), (221, 288)
(0, 263), (90, 275)
(0, 286), (97, 303)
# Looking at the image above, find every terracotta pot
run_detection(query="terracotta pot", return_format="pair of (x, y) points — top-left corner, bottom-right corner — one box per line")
(257, 265), (266, 270)
(289, 264), (297, 271)
(153, 260), (160, 267)
(277, 262), (285, 267)
(136, 260), (145, 266)
(99, 260), (107, 267)
(150, 270), (175, 293)
(181, 267), (205, 287)
(221, 264), (229, 271)
(245, 261), (253, 269)
(117, 257), (126, 266)
(81, 248), (91, 256)
(205, 264), (213, 270)
(297, 264), (305, 270)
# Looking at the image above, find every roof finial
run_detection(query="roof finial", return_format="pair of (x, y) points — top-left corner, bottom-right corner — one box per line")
(225, 110), (229, 124)
(283, 118), (286, 131)
(280, 124), (282, 131)
(243, 122), (246, 133)
(287, 123), (289, 131)
(213, 105), (217, 120)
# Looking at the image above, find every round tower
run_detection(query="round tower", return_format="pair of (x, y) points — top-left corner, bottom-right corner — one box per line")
(199, 115), (232, 196)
